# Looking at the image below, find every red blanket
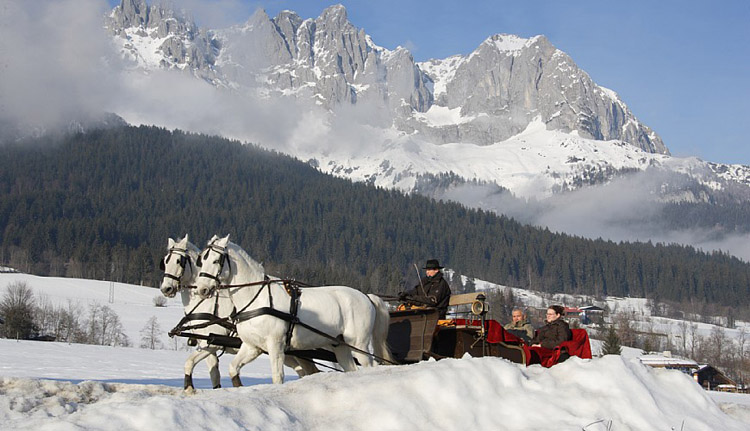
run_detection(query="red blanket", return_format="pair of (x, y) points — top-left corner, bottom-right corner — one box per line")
(525, 328), (592, 367)
(449, 319), (591, 367)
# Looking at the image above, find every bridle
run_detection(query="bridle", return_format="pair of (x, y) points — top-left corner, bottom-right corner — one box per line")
(197, 243), (231, 291)
(160, 247), (194, 284)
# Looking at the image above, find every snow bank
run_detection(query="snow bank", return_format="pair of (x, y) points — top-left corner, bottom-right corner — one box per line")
(1, 351), (747, 430)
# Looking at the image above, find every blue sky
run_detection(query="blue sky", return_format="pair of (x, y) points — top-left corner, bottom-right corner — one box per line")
(110, 0), (750, 165)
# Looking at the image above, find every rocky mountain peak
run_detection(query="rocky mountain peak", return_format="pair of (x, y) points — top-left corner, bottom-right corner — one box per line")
(319, 4), (349, 26)
(479, 33), (544, 54)
(413, 32), (667, 154)
(113, 0), (149, 29)
(108, 0), (220, 82)
(107, 1), (669, 173)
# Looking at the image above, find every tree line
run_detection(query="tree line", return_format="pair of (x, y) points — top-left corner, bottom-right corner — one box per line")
(1, 125), (749, 309)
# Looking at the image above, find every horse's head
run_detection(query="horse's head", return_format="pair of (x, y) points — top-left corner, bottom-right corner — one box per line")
(195, 235), (232, 299)
(159, 235), (197, 298)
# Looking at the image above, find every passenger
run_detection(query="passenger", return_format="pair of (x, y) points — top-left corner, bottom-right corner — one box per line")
(530, 305), (572, 349)
(504, 308), (534, 343)
(398, 259), (452, 319)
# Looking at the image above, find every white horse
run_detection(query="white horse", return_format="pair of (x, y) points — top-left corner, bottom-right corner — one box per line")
(160, 235), (318, 393)
(195, 235), (393, 385)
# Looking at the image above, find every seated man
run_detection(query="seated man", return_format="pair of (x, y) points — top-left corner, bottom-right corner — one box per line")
(504, 308), (534, 343)
(399, 259), (452, 319)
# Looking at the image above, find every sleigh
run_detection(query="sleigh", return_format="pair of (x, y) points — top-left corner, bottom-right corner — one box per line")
(170, 291), (591, 371)
(386, 292), (592, 367)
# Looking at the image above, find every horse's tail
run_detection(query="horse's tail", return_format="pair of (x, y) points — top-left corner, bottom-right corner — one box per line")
(367, 294), (395, 365)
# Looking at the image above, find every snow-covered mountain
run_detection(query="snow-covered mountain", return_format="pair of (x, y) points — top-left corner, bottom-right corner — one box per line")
(104, 0), (750, 204)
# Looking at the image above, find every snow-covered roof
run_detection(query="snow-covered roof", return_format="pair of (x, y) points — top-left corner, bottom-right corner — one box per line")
(639, 354), (698, 368)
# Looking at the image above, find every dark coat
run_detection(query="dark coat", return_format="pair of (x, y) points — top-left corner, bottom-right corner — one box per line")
(530, 318), (572, 349)
(404, 272), (452, 319)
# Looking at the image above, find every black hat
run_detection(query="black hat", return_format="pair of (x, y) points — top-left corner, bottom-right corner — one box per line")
(423, 259), (444, 270)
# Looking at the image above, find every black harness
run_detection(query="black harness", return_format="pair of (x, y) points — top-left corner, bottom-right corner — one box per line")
(164, 246), (236, 343)
(168, 291), (236, 338)
(195, 244), (396, 365)
(231, 280), (304, 350)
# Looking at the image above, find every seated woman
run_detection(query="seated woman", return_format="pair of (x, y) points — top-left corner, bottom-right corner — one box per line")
(530, 305), (572, 349)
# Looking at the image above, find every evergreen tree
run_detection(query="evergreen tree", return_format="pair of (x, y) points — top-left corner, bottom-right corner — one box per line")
(0, 282), (37, 339)
(2, 125), (750, 315)
(602, 325), (622, 355)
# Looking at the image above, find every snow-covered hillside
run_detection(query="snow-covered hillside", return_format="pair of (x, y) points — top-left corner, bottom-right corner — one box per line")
(302, 116), (709, 199)
(2, 273), (750, 430)
(0, 272), (184, 348)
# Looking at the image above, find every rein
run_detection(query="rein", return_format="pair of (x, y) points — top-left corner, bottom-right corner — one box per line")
(168, 288), (236, 337)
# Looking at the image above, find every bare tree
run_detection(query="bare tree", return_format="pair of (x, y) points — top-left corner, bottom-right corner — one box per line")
(8, 247), (31, 274)
(140, 316), (164, 350)
(65, 258), (83, 279)
(707, 326), (731, 369)
(59, 300), (84, 343)
(688, 322), (700, 360)
(83, 303), (129, 346)
(613, 312), (637, 348)
(677, 320), (689, 356)
(34, 293), (56, 337)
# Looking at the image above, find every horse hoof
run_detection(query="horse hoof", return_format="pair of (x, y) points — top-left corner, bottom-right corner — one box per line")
(184, 387), (196, 395)
(231, 375), (242, 387)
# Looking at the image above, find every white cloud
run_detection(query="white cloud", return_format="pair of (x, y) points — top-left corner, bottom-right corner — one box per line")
(0, 0), (121, 129)
(440, 173), (750, 262)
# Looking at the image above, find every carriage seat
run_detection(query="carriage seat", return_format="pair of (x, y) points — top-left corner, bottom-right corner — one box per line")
(448, 292), (486, 307)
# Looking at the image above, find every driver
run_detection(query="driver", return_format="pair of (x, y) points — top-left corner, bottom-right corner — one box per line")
(398, 259), (452, 319)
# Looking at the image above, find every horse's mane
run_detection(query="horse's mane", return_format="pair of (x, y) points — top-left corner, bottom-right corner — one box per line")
(227, 240), (265, 277)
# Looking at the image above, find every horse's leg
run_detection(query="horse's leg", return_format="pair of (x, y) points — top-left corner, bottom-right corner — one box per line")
(183, 348), (213, 394)
(332, 345), (358, 372)
(295, 357), (321, 376)
(267, 341), (287, 384)
(285, 356), (320, 377)
(229, 343), (262, 387)
(352, 346), (375, 368)
(205, 350), (221, 389)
